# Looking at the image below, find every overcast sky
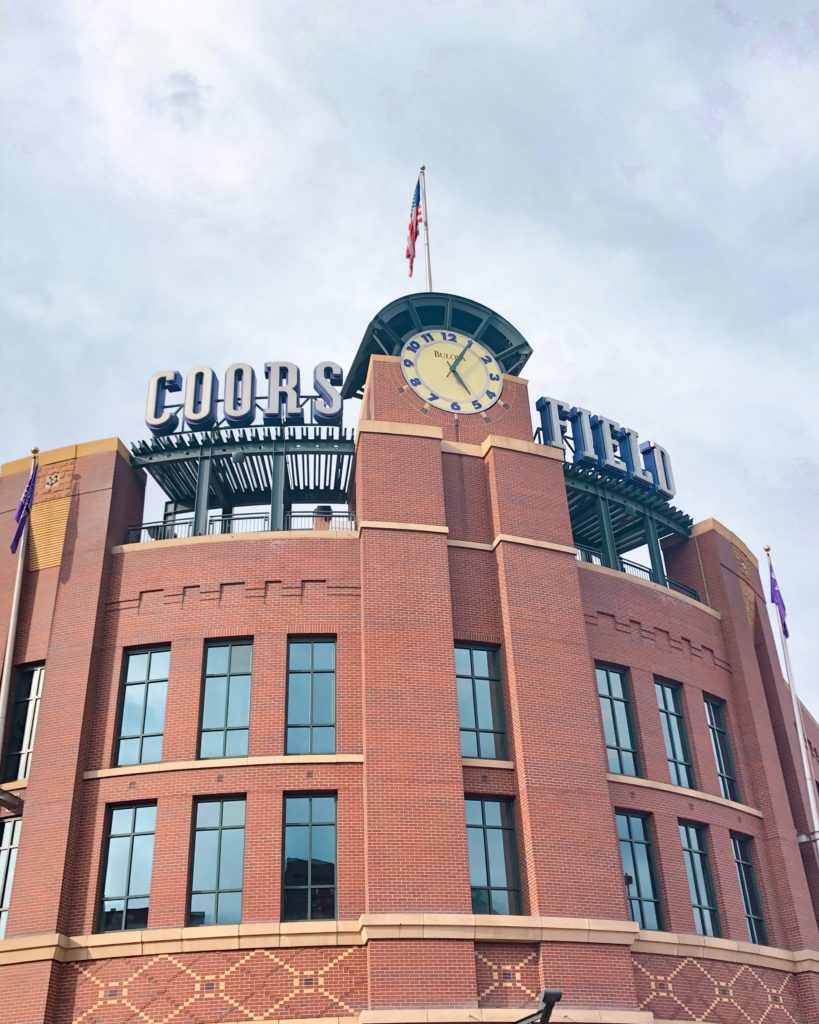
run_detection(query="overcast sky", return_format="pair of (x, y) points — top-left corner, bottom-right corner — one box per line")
(1, 1), (817, 713)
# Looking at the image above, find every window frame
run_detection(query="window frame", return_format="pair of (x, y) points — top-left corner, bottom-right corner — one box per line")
(2, 663), (45, 782)
(596, 663), (640, 777)
(731, 833), (767, 945)
(282, 792), (338, 922)
(679, 820), (720, 937)
(97, 802), (157, 933)
(615, 811), (663, 930)
(198, 639), (253, 760)
(704, 695), (739, 802)
(656, 679), (695, 789)
(465, 796), (521, 915)
(187, 796), (246, 927)
(0, 817), (21, 940)
(114, 646), (170, 767)
(456, 644), (507, 760)
(285, 636), (337, 755)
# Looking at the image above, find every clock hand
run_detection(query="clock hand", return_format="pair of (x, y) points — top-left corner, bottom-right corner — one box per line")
(450, 365), (471, 394)
(447, 339), (473, 377)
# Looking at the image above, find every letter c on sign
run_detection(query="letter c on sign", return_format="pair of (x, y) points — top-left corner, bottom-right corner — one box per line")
(146, 370), (182, 437)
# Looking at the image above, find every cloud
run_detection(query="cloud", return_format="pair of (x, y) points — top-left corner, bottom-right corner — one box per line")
(145, 71), (211, 130)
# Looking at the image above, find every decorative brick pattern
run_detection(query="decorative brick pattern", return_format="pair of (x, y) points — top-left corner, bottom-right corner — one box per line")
(475, 942), (539, 1007)
(59, 947), (366, 1023)
(634, 953), (799, 1023)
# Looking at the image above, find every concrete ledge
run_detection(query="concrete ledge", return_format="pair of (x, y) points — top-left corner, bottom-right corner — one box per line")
(357, 421), (444, 442)
(607, 774), (763, 819)
(576, 560), (721, 618)
(358, 1012), (653, 1024)
(0, 778), (27, 793)
(462, 758), (515, 771)
(690, 518), (758, 569)
(111, 529), (358, 554)
(359, 521), (448, 535)
(84, 753), (364, 781)
(0, 917), (814, 974)
(441, 435), (563, 462)
(448, 536), (576, 556)
(1, 437), (131, 477)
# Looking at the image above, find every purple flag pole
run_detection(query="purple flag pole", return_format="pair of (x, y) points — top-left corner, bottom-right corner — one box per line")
(0, 449), (39, 767)
(765, 546), (819, 845)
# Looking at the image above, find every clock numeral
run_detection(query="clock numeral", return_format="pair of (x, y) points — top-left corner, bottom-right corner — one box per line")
(407, 340), (421, 352)
(481, 355), (492, 364)
(420, 332), (434, 343)
(471, 400), (482, 410)
(489, 373), (500, 381)
(486, 390), (496, 400)
(410, 378), (421, 387)
(440, 331), (456, 342)
(403, 359), (415, 368)
(450, 402), (461, 411)
(428, 392), (439, 402)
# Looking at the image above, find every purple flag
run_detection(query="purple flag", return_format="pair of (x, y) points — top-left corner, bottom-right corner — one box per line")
(769, 559), (789, 639)
(10, 462), (37, 555)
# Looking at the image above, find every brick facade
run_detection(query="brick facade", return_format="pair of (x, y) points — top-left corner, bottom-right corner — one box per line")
(0, 361), (816, 1023)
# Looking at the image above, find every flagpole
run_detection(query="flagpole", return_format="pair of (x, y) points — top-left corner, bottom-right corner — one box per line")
(419, 165), (433, 292)
(0, 449), (38, 768)
(765, 546), (819, 846)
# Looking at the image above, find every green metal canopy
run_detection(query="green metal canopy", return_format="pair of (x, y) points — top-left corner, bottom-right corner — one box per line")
(342, 292), (533, 400)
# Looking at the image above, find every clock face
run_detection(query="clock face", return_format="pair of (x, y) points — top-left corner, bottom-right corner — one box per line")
(399, 330), (504, 414)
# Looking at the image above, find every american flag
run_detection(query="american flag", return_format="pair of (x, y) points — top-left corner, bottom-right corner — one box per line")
(405, 177), (423, 277)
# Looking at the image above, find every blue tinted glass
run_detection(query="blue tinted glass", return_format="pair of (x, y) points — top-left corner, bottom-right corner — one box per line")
(286, 728), (309, 754)
(312, 727), (335, 753)
(313, 642), (335, 670)
(196, 801), (221, 827)
(135, 805), (156, 832)
(483, 801), (502, 827)
(199, 731), (223, 759)
(225, 729), (248, 757)
(126, 653), (149, 683)
(189, 893), (215, 926)
(312, 675), (335, 724)
(467, 828), (487, 885)
(222, 799), (245, 827)
(140, 735), (162, 763)
(143, 682), (167, 734)
(217, 890), (242, 924)
(288, 643), (311, 670)
(129, 834), (154, 895)
(230, 644), (252, 674)
(454, 648), (472, 675)
(486, 829), (509, 887)
(464, 800), (482, 826)
(218, 829), (245, 890)
(104, 836), (130, 897)
(286, 798), (309, 824)
(472, 649), (490, 678)
(287, 676), (310, 724)
(206, 645), (229, 674)
(461, 731), (478, 757)
(121, 685), (145, 735)
(457, 678), (475, 728)
(110, 807), (135, 836)
(312, 796), (336, 823)
(227, 676), (251, 727)
(202, 677), (227, 729)
(148, 649), (170, 680)
(117, 738), (140, 767)
(192, 830), (218, 891)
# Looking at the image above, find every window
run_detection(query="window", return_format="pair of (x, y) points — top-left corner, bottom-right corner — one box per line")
(98, 804), (156, 932)
(200, 642), (252, 759)
(465, 797), (520, 914)
(116, 649), (169, 766)
(731, 834), (767, 945)
(2, 664), (44, 781)
(679, 821), (720, 936)
(282, 794), (337, 921)
(456, 646), (506, 759)
(285, 639), (335, 754)
(0, 817), (21, 939)
(189, 797), (245, 926)
(616, 812), (662, 930)
(596, 665), (639, 776)
(656, 680), (694, 788)
(704, 696), (739, 802)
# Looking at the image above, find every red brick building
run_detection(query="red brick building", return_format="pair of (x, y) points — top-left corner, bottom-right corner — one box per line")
(0, 293), (817, 1024)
